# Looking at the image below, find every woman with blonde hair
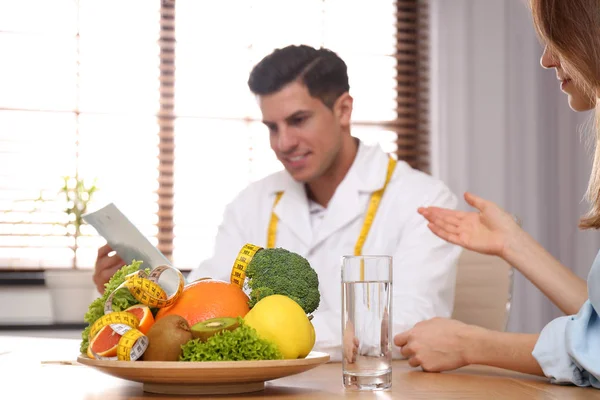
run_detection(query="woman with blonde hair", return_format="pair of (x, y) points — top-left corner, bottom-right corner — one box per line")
(394, 0), (600, 388)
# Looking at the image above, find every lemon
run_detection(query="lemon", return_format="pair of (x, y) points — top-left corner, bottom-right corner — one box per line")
(243, 294), (315, 359)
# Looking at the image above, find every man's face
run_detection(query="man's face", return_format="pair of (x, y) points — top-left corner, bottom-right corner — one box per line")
(258, 81), (348, 183)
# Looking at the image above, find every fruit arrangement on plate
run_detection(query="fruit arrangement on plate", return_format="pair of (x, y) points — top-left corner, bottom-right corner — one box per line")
(80, 244), (320, 363)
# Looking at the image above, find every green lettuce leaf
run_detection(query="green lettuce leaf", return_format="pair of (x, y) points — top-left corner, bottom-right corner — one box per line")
(179, 318), (282, 361)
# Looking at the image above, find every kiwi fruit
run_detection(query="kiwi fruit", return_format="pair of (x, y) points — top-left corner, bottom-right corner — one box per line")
(142, 315), (193, 361)
(190, 317), (240, 342)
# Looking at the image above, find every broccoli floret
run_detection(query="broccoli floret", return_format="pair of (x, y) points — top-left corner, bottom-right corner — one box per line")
(245, 248), (320, 314)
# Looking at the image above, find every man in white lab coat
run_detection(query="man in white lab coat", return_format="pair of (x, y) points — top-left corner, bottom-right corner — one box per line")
(94, 44), (462, 361)
(188, 44), (462, 360)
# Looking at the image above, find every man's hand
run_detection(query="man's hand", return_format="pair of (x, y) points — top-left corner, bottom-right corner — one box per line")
(394, 317), (479, 372)
(343, 321), (360, 364)
(93, 244), (126, 294)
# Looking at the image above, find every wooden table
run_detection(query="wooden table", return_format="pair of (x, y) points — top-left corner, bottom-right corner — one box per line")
(1, 335), (599, 399)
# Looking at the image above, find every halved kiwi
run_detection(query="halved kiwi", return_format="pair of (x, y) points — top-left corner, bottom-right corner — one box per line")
(190, 317), (241, 341)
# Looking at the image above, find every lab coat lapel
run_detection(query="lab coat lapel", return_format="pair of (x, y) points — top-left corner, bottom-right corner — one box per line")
(271, 178), (313, 248)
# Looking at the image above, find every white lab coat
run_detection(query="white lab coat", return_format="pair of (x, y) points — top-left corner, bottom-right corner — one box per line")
(187, 141), (462, 361)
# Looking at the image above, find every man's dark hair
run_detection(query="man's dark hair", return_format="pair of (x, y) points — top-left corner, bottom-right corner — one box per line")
(248, 44), (350, 109)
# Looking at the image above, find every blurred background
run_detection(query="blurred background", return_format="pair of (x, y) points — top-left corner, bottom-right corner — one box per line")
(0, 0), (598, 337)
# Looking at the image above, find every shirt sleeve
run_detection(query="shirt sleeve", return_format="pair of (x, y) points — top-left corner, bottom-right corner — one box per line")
(390, 182), (463, 358)
(532, 252), (600, 389)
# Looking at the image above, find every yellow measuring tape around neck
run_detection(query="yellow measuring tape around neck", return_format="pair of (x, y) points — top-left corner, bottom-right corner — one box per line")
(266, 157), (397, 254)
(266, 192), (284, 249)
(354, 157), (397, 257)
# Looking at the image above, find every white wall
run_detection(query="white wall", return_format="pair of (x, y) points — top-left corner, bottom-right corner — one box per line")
(430, 0), (600, 333)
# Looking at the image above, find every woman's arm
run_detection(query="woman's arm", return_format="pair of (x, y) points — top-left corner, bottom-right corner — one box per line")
(394, 318), (544, 376)
(466, 327), (543, 376)
(503, 229), (588, 315)
(420, 192), (587, 315)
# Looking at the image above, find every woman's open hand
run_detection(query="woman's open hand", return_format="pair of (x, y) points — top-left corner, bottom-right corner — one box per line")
(418, 192), (522, 258)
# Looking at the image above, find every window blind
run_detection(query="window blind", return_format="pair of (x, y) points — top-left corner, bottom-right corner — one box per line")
(0, 0), (429, 271)
(396, 0), (430, 173)
(0, 0), (162, 269)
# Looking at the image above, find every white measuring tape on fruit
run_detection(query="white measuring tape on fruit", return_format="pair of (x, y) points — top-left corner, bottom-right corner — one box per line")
(88, 264), (185, 361)
(230, 243), (263, 289)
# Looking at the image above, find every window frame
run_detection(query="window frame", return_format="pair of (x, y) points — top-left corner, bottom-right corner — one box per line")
(0, 0), (429, 272)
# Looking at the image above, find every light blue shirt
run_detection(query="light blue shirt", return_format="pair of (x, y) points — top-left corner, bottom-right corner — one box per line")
(532, 250), (600, 388)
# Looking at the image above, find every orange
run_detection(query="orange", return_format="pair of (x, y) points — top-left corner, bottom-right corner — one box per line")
(155, 279), (250, 327)
(125, 304), (155, 335)
(87, 324), (120, 358)
(87, 304), (154, 359)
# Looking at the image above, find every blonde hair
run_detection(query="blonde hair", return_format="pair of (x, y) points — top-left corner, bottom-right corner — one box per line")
(530, 0), (600, 229)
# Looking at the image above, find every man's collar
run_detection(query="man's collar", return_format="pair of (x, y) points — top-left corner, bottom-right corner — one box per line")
(269, 140), (396, 249)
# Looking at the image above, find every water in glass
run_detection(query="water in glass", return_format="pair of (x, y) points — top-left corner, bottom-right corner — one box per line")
(342, 280), (392, 390)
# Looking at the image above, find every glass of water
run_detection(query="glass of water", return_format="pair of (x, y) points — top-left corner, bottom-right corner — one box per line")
(341, 255), (392, 391)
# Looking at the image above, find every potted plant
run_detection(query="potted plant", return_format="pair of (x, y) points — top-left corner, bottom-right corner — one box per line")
(45, 176), (100, 324)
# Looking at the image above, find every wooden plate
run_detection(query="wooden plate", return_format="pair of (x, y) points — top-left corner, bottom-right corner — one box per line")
(77, 351), (330, 395)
